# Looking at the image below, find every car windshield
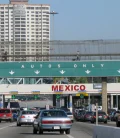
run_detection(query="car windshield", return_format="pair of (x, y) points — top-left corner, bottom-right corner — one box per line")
(22, 111), (37, 115)
(42, 110), (67, 117)
(0, 109), (10, 113)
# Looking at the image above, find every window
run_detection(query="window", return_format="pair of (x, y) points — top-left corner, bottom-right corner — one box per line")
(42, 111), (67, 117)
(0, 109), (10, 113)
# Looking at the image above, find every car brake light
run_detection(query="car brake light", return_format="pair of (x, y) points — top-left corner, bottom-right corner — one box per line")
(93, 116), (96, 118)
(8, 113), (12, 117)
(21, 116), (25, 118)
(64, 120), (72, 124)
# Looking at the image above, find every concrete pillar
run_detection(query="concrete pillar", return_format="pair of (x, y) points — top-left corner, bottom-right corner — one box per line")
(111, 95), (113, 109)
(68, 94), (72, 113)
(0, 95), (5, 108)
(102, 77), (107, 114)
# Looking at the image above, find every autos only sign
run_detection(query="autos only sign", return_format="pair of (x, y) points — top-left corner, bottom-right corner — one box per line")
(52, 84), (86, 92)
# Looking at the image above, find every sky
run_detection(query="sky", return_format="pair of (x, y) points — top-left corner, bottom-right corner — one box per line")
(1, 0), (120, 40)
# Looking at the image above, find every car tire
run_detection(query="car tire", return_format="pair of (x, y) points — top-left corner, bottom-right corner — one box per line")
(104, 121), (107, 124)
(91, 121), (94, 123)
(66, 129), (70, 134)
(33, 128), (37, 134)
(116, 121), (120, 127)
(17, 122), (21, 126)
(39, 128), (43, 134)
(0, 120), (1, 123)
(60, 130), (64, 134)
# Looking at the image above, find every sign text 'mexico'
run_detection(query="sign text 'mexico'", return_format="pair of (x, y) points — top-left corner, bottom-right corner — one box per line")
(52, 85), (86, 92)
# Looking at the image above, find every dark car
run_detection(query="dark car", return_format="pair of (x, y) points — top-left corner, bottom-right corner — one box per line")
(84, 111), (93, 122)
(75, 110), (85, 121)
(91, 111), (107, 124)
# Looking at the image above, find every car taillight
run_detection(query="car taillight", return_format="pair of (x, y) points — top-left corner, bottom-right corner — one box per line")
(104, 115), (107, 119)
(21, 116), (25, 118)
(8, 113), (12, 117)
(64, 120), (72, 124)
(93, 116), (96, 118)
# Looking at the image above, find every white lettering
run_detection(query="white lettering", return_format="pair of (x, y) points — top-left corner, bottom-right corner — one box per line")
(21, 65), (25, 68)
(40, 64), (42, 68)
(74, 64), (77, 68)
(101, 64), (104, 67)
(83, 64), (86, 67)
(92, 64), (94, 67)
(31, 65), (34, 68)
(48, 64), (51, 68)
(58, 64), (60, 68)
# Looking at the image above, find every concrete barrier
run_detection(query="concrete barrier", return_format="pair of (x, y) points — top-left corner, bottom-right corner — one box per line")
(93, 125), (120, 138)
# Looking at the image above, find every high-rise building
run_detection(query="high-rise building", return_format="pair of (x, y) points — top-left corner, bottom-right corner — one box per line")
(0, 0), (50, 61)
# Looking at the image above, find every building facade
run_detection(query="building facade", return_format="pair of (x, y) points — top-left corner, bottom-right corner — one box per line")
(0, 0), (50, 61)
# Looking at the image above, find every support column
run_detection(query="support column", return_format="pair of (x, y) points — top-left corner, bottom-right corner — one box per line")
(116, 94), (118, 110)
(64, 97), (67, 108)
(88, 94), (91, 111)
(102, 77), (107, 114)
(111, 95), (113, 109)
(68, 94), (72, 113)
(0, 95), (5, 108)
(53, 94), (56, 107)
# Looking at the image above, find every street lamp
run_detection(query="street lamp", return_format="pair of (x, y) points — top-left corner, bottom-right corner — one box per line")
(48, 11), (58, 40)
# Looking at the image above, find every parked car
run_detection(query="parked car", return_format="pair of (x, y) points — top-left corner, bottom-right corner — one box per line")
(90, 111), (107, 124)
(0, 108), (13, 122)
(33, 109), (72, 134)
(17, 110), (38, 126)
(75, 110), (85, 121)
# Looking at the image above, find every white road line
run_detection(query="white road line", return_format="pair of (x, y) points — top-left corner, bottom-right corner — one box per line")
(66, 135), (75, 138)
(0, 123), (15, 130)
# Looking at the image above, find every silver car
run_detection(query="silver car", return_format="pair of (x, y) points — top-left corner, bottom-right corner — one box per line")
(33, 109), (72, 134)
(67, 112), (74, 123)
(17, 110), (38, 126)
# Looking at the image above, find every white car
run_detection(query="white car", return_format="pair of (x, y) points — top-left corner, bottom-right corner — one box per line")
(17, 110), (38, 126)
(67, 112), (74, 123)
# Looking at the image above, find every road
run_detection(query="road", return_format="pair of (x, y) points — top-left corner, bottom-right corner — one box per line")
(0, 121), (117, 138)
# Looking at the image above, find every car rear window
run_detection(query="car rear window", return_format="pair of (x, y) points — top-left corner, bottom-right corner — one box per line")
(94, 112), (106, 115)
(0, 109), (10, 113)
(67, 112), (72, 115)
(22, 111), (37, 115)
(86, 112), (92, 115)
(42, 110), (67, 117)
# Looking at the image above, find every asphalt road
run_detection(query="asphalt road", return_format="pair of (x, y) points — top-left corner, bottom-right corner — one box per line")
(0, 121), (117, 138)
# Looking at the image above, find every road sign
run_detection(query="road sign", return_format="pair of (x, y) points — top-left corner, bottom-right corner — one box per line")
(11, 95), (16, 99)
(0, 61), (120, 77)
(34, 95), (38, 100)
(80, 94), (84, 99)
(56, 94), (60, 99)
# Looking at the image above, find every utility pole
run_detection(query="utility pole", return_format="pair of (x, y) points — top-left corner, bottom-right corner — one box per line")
(48, 11), (58, 40)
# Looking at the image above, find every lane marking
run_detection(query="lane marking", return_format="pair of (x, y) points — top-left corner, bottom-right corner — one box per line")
(66, 135), (75, 138)
(0, 123), (15, 130)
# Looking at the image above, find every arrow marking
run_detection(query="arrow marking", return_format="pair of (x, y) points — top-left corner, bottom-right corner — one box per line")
(9, 70), (15, 75)
(117, 69), (120, 73)
(60, 70), (65, 74)
(85, 70), (91, 74)
(34, 70), (40, 74)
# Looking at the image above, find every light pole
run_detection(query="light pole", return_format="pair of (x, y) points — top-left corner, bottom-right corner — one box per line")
(48, 11), (58, 40)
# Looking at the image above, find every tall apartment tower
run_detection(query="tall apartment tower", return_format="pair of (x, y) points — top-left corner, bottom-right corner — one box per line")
(0, 0), (50, 61)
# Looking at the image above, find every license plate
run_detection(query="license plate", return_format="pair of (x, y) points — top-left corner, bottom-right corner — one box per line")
(54, 126), (60, 129)
(27, 119), (31, 122)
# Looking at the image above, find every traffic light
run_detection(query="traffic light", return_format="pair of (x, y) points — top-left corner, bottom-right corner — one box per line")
(11, 95), (16, 99)
(34, 95), (38, 100)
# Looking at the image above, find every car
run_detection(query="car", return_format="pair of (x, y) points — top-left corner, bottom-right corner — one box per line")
(83, 111), (93, 122)
(0, 108), (13, 122)
(33, 109), (72, 134)
(90, 111), (108, 124)
(66, 112), (74, 123)
(17, 110), (38, 126)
